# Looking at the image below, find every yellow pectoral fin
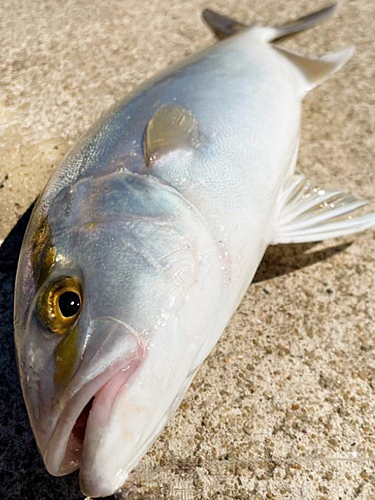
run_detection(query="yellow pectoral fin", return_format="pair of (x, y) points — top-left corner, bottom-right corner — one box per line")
(144, 104), (202, 167)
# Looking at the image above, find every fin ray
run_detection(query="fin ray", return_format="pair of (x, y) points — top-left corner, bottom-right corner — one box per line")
(273, 174), (375, 244)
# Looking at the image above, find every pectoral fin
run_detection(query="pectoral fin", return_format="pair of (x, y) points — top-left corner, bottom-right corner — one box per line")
(272, 174), (375, 244)
(144, 104), (201, 167)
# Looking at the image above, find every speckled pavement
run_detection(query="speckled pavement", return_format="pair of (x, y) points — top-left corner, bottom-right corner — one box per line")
(0, 1), (374, 499)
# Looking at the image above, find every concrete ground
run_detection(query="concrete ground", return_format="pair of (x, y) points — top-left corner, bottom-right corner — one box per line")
(0, 0), (374, 499)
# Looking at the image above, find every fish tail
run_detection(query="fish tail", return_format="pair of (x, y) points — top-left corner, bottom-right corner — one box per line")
(263, 3), (339, 43)
(203, 4), (354, 93)
(202, 3), (339, 42)
(202, 9), (247, 40)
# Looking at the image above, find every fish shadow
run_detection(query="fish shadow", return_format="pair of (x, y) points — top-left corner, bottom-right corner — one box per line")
(253, 241), (352, 283)
(0, 206), (350, 500)
(0, 206), (89, 500)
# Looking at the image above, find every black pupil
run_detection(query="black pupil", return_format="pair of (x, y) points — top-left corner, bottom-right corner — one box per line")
(58, 291), (81, 318)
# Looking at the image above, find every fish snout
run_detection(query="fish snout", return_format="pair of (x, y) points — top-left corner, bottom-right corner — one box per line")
(42, 317), (146, 477)
(81, 316), (146, 374)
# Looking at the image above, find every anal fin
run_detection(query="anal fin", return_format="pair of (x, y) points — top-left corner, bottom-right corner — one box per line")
(273, 174), (375, 244)
(274, 46), (354, 92)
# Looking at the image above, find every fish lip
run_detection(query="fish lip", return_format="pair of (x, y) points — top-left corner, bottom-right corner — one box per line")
(44, 353), (144, 477)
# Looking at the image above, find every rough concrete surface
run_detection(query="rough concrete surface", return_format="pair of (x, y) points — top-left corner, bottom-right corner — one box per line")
(0, 0), (374, 499)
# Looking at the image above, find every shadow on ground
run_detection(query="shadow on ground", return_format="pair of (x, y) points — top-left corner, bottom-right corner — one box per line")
(0, 207), (350, 500)
(0, 206), (85, 500)
(253, 241), (351, 283)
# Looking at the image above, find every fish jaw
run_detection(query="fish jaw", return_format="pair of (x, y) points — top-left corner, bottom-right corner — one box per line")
(43, 347), (145, 478)
(78, 336), (201, 497)
(78, 307), (230, 497)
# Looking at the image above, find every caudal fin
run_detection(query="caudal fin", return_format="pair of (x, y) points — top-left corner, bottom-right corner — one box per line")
(202, 9), (247, 39)
(202, 3), (339, 42)
(267, 3), (339, 42)
(202, 4), (354, 92)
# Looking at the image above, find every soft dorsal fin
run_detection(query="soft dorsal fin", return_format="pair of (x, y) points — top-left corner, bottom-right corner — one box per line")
(274, 45), (354, 91)
(272, 174), (375, 244)
(144, 104), (201, 166)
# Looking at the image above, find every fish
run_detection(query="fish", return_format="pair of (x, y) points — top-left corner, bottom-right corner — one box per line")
(13, 3), (375, 498)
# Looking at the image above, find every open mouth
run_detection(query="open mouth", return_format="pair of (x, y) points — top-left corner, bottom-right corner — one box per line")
(62, 396), (95, 471)
(45, 355), (143, 476)
(72, 397), (94, 444)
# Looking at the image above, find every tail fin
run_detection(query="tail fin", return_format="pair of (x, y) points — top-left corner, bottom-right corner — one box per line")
(202, 9), (247, 40)
(267, 3), (339, 42)
(202, 3), (339, 42)
(202, 4), (354, 93)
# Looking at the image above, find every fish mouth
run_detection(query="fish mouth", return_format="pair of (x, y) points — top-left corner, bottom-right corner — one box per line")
(44, 354), (143, 476)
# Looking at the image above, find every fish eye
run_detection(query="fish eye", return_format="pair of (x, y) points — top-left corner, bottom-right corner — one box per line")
(37, 277), (82, 334)
(58, 291), (81, 318)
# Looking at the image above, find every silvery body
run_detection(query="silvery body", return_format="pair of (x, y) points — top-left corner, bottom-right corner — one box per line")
(14, 6), (375, 498)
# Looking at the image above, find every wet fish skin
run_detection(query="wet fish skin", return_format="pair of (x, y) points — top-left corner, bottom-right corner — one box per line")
(14, 5), (375, 498)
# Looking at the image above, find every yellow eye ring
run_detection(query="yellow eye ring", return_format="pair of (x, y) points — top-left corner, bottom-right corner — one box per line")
(38, 277), (82, 334)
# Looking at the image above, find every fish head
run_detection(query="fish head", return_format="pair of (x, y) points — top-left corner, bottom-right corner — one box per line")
(14, 172), (225, 497)
(14, 213), (151, 477)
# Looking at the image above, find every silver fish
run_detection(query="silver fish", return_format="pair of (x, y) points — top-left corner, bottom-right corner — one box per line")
(14, 4), (375, 497)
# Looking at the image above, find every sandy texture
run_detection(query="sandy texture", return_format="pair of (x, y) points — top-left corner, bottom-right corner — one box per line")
(0, 0), (374, 499)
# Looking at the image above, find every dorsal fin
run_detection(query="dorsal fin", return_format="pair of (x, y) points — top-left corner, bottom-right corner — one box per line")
(144, 104), (201, 167)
